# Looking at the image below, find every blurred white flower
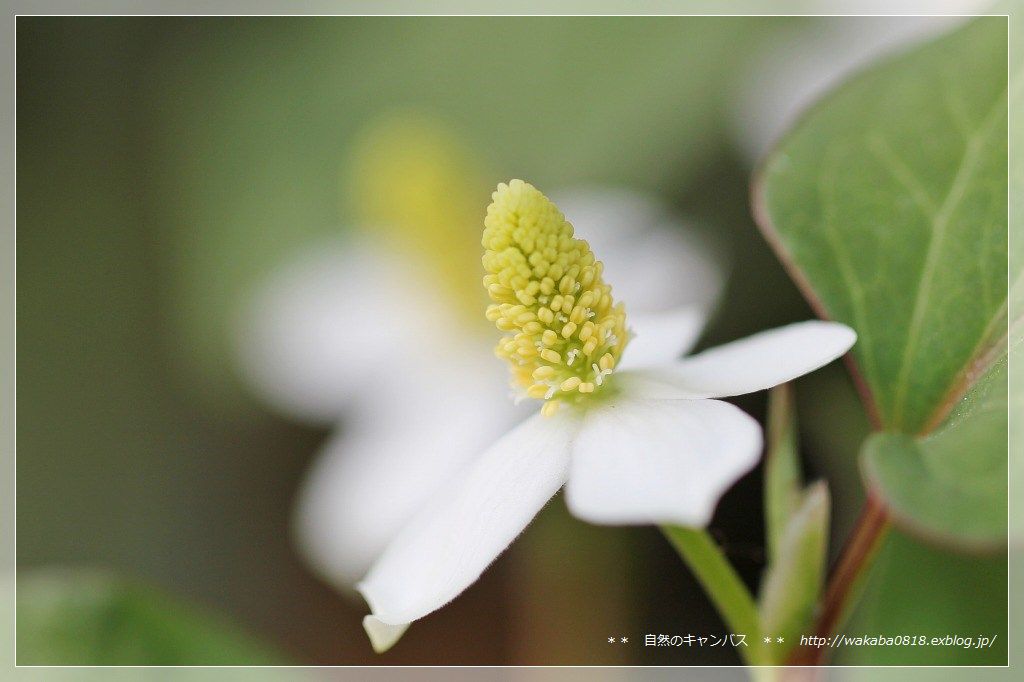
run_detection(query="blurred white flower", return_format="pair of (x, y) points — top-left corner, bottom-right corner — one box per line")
(238, 234), (512, 588)
(237, 174), (724, 590)
(357, 180), (856, 652)
(732, 11), (978, 161)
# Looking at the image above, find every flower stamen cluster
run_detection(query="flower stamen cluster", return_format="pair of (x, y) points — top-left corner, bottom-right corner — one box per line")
(482, 180), (629, 416)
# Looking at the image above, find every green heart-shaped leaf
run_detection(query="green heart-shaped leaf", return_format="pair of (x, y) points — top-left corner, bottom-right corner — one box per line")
(753, 18), (1009, 547)
(754, 18), (1008, 434)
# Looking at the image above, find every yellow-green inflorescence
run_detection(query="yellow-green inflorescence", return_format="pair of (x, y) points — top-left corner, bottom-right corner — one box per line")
(482, 180), (630, 416)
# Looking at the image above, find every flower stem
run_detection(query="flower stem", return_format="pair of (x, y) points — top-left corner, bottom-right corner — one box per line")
(661, 525), (763, 665)
(787, 493), (891, 665)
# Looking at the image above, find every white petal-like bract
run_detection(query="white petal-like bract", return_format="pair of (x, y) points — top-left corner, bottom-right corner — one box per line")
(618, 306), (707, 370)
(565, 398), (762, 527)
(616, 321), (856, 399)
(358, 411), (580, 635)
(235, 235), (454, 424)
(293, 354), (516, 590)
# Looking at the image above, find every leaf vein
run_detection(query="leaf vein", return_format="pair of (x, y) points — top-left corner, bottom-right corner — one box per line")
(891, 85), (1008, 427)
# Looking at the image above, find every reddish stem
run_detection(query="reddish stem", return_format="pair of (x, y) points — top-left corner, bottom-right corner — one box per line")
(787, 493), (892, 666)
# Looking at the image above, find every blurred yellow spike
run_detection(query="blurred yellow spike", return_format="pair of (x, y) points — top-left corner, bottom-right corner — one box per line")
(347, 111), (485, 316)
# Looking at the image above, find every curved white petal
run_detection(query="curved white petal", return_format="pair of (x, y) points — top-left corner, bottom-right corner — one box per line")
(235, 234), (451, 424)
(553, 186), (725, 315)
(616, 321), (856, 399)
(293, 352), (516, 590)
(565, 397), (762, 527)
(618, 306), (708, 370)
(358, 411), (580, 631)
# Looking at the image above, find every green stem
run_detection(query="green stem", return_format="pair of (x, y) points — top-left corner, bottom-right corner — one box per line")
(661, 525), (763, 665)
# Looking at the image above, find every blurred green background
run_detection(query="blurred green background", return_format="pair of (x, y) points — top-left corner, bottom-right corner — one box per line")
(16, 16), (1006, 665)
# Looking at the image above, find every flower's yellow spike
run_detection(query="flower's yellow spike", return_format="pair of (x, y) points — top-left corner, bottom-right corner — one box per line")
(348, 112), (485, 317)
(483, 180), (629, 414)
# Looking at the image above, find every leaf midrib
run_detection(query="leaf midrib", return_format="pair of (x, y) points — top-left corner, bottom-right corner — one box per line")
(872, 85), (1007, 430)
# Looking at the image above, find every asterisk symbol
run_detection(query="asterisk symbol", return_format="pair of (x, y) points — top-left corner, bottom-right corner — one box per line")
(776, 637), (784, 644)
(620, 637), (628, 643)
(763, 636), (772, 644)
(607, 637), (615, 643)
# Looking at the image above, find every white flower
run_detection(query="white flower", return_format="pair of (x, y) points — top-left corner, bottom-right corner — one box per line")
(236, 184), (724, 591)
(356, 180), (856, 652)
